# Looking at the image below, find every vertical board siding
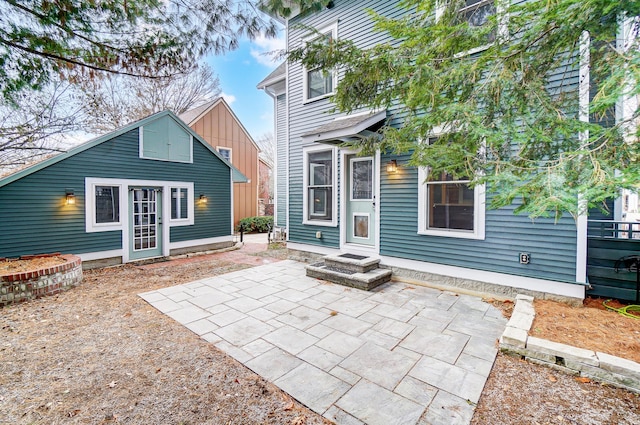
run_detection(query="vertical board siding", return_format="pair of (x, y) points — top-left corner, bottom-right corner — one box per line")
(276, 94), (288, 228)
(189, 102), (258, 226)
(0, 127), (231, 258)
(286, 0), (581, 283)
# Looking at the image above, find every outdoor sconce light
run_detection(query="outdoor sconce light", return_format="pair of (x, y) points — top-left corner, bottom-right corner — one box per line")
(199, 194), (208, 204)
(65, 189), (76, 205)
(386, 160), (398, 174)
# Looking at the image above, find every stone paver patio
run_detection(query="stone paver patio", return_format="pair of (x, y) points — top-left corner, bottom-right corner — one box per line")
(140, 260), (507, 425)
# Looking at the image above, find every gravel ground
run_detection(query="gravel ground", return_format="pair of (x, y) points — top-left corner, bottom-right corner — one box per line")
(1, 243), (639, 424)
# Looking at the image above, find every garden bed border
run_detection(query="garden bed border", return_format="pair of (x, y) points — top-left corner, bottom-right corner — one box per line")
(1, 254), (82, 306)
(500, 294), (640, 394)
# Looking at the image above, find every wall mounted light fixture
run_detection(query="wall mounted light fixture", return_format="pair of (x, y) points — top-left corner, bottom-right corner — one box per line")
(386, 160), (398, 174)
(65, 189), (76, 205)
(199, 194), (208, 204)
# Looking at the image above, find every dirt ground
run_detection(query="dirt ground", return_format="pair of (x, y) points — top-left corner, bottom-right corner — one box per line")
(1, 244), (330, 425)
(531, 298), (640, 363)
(2, 242), (640, 424)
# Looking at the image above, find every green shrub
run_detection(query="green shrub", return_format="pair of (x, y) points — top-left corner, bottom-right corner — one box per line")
(236, 216), (273, 233)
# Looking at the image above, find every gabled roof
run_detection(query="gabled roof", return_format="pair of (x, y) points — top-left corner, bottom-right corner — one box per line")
(178, 97), (261, 153)
(301, 110), (387, 144)
(257, 62), (286, 89)
(0, 110), (248, 188)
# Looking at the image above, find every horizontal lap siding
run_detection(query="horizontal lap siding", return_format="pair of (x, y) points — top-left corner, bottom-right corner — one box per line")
(288, 0), (579, 283)
(380, 155), (578, 283)
(170, 141), (231, 242)
(287, 0), (405, 248)
(0, 127), (231, 258)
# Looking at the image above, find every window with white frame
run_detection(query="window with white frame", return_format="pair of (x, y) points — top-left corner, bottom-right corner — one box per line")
(170, 187), (189, 220)
(418, 138), (485, 239)
(303, 22), (338, 103)
(218, 147), (232, 163)
(95, 185), (120, 224)
(460, 0), (496, 29)
(437, 1), (503, 48)
(303, 147), (336, 225)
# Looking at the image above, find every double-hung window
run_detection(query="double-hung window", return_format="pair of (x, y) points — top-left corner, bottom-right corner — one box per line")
(303, 22), (338, 103)
(418, 137), (485, 239)
(303, 146), (337, 226)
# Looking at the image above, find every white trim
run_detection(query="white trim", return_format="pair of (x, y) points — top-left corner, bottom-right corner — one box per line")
(339, 149), (380, 253)
(302, 21), (338, 104)
(575, 30), (590, 284)
(230, 167), (234, 234)
(78, 249), (123, 262)
(169, 235), (233, 250)
(217, 146), (232, 163)
(287, 242), (339, 256)
(351, 212), (371, 239)
(441, 0), (507, 57)
(85, 181), (124, 233)
(285, 31), (291, 241)
(85, 177), (198, 263)
(379, 255), (586, 299)
(168, 184), (195, 226)
(417, 167), (486, 240)
(303, 145), (338, 227)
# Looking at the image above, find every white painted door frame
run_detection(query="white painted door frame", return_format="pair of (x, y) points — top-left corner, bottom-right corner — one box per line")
(339, 149), (381, 256)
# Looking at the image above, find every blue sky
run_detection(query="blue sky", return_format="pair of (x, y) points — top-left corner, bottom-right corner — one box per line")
(205, 30), (285, 142)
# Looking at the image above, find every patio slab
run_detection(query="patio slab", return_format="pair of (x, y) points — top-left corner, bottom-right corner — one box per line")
(140, 259), (507, 425)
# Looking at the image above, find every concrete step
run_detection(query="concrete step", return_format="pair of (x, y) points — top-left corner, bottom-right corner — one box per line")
(323, 253), (381, 274)
(305, 261), (392, 291)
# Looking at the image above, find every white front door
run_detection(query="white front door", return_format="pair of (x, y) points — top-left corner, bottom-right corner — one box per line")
(345, 155), (375, 247)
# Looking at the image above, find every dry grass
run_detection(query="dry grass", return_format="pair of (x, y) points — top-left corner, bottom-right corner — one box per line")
(0, 249), (331, 425)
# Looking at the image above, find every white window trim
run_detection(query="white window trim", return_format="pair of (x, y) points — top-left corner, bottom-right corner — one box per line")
(85, 177), (195, 233)
(418, 167), (486, 239)
(138, 126), (194, 164)
(416, 129), (486, 240)
(302, 21), (338, 104)
(169, 184), (195, 226)
(435, 0), (508, 56)
(302, 145), (338, 227)
(86, 180), (124, 232)
(217, 146), (232, 163)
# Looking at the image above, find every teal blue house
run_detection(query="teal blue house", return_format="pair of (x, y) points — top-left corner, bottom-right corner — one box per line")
(0, 111), (245, 268)
(259, 0), (638, 302)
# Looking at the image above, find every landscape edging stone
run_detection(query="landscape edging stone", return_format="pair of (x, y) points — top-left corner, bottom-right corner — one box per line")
(499, 295), (640, 394)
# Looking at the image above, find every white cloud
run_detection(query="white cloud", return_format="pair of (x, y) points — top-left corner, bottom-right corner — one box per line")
(221, 92), (236, 105)
(250, 33), (286, 66)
